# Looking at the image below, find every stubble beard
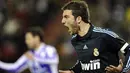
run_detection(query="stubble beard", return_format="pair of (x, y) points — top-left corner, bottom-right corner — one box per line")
(71, 25), (80, 35)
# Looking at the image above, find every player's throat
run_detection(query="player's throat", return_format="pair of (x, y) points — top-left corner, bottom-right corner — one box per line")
(78, 22), (90, 37)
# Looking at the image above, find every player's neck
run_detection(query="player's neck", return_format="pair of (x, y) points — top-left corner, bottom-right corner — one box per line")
(78, 22), (90, 37)
(35, 42), (41, 50)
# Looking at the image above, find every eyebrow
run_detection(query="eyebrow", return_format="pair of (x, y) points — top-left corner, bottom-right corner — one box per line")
(63, 15), (69, 18)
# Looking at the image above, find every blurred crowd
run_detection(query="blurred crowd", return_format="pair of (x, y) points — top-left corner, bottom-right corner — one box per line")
(0, 0), (130, 73)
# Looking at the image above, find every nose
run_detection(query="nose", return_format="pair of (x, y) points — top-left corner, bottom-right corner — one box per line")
(61, 18), (65, 25)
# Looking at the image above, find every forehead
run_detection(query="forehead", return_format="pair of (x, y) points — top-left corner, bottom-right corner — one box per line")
(25, 32), (33, 37)
(63, 10), (73, 16)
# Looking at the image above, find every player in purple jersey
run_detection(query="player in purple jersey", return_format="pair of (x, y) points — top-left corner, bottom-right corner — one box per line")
(0, 27), (59, 73)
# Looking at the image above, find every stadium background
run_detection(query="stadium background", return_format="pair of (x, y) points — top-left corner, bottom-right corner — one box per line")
(0, 0), (130, 73)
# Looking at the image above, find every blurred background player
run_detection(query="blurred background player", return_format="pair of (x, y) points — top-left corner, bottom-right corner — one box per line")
(0, 27), (59, 73)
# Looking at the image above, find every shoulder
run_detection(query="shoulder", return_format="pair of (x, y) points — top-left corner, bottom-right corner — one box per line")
(92, 26), (119, 38)
(46, 45), (56, 51)
(45, 45), (57, 54)
(44, 45), (58, 58)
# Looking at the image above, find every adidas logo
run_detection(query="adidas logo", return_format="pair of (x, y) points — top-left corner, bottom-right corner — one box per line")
(83, 45), (88, 49)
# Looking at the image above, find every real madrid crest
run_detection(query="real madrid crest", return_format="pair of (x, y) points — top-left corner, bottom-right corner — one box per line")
(93, 48), (99, 56)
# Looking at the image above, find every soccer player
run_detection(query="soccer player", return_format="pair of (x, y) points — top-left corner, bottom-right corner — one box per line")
(59, 1), (130, 73)
(0, 27), (59, 73)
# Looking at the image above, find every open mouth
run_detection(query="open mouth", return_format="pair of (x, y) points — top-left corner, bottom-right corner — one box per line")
(64, 26), (71, 33)
(64, 26), (69, 30)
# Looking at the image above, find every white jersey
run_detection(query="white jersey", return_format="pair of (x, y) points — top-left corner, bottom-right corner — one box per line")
(0, 43), (59, 73)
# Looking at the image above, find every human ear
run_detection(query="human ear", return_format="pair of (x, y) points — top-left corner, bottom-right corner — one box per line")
(76, 16), (82, 24)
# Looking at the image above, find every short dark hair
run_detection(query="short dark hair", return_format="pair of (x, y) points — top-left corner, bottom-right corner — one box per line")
(62, 1), (90, 23)
(27, 27), (44, 42)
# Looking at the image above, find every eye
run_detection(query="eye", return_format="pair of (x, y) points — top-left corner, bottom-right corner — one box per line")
(64, 15), (69, 19)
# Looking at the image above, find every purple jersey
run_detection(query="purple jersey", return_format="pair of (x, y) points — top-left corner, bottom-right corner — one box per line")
(0, 43), (59, 73)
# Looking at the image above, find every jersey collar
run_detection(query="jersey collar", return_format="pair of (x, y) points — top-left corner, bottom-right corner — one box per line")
(35, 43), (45, 54)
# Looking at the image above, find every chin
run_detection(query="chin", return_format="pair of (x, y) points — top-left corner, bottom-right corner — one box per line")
(70, 32), (76, 35)
(69, 33), (73, 35)
(72, 31), (78, 35)
(68, 31), (73, 35)
(28, 47), (33, 49)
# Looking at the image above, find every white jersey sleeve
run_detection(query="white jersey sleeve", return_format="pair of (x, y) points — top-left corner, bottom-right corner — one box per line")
(0, 55), (28, 72)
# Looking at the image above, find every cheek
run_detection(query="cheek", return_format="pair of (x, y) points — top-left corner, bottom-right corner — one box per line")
(26, 39), (34, 46)
(72, 22), (79, 30)
(66, 18), (74, 23)
(71, 21), (77, 27)
(67, 19), (75, 27)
